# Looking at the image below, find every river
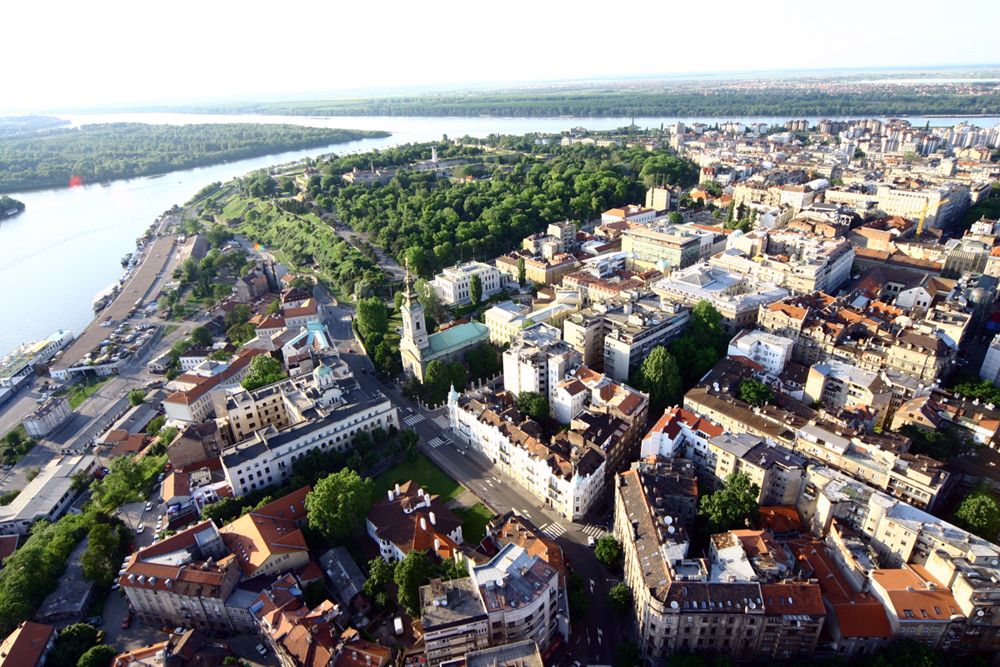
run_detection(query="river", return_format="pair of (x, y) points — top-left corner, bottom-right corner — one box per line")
(1, 112), (998, 357)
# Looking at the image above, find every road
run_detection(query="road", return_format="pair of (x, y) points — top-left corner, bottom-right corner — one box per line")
(315, 286), (624, 665)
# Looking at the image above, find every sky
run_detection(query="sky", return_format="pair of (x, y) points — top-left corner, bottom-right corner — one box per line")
(5, 0), (1000, 112)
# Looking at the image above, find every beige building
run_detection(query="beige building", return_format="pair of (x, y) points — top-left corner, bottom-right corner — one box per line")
(621, 225), (702, 272)
(420, 578), (490, 667)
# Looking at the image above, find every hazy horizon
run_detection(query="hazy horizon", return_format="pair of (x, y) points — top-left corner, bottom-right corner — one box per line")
(5, 0), (1000, 115)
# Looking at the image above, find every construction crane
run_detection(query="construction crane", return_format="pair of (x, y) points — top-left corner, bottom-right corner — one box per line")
(916, 196), (949, 237)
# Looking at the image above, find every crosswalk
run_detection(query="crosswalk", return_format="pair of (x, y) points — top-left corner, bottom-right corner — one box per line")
(402, 413), (425, 427)
(433, 415), (451, 429)
(580, 523), (606, 539)
(540, 522), (566, 539)
(427, 436), (446, 449)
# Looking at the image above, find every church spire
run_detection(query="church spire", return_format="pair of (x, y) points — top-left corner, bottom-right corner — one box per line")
(403, 260), (419, 307)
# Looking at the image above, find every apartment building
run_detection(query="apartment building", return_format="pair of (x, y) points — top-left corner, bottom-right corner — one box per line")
(874, 183), (970, 231)
(120, 521), (242, 632)
(711, 232), (854, 295)
(727, 330), (794, 376)
(621, 224), (703, 271)
(449, 388), (607, 521)
(602, 204), (656, 225)
(164, 349), (268, 423)
(484, 297), (579, 346)
(803, 360), (893, 428)
(431, 261), (505, 306)
(420, 577), (490, 667)
(599, 298), (689, 382)
(655, 265), (789, 335)
(868, 566), (967, 650)
(495, 251), (580, 286)
(613, 468), (825, 661)
(501, 323), (581, 404)
(218, 487), (310, 579)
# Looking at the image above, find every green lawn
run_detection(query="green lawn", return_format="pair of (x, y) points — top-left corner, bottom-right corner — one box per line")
(372, 452), (463, 502)
(63, 376), (111, 409)
(456, 502), (493, 544)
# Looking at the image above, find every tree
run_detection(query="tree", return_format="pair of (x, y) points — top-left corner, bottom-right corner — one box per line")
(356, 297), (389, 341)
(689, 300), (727, 356)
(266, 299), (281, 316)
(305, 469), (373, 544)
(127, 389), (146, 406)
(516, 391), (549, 421)
(954, 488), (1000, 541)
(364, 557), (396, 605)
(668, 211), (683, 224)
(80, 523), (121, 587)
(470, 273), (483, 305)
(241, 355), (286, 391)
(630, 346), (682, 413)
(608, 582), (632, 614)
(465, 344), (501, 381)
(400, 429), (419, 460)
(158, 425), (179, 445)
(49, 623), (99, 667)
(225, 304), (251, 329)
(517, 256), (526, 287)
(76, 644), (118, 667)
(200, 496), (244, 525)
(189, 326), (212, 348)
(227, 321), (256, 346)
(700, 472), (760, 533)
(738, 379), (774, 407)
(615, 640), (643, 667)
(595, 535), (622, 569)
(394, 550), (434, 616)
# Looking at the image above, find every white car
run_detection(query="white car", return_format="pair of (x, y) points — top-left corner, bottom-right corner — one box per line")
(144, 502), (153, 512)
(136, 523), (146, 534)
(587, 535), (596, 548)
(255, 644), (268, 656)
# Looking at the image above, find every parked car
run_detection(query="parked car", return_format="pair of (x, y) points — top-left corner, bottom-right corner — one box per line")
(587, 535), (596, 548)
(145, 502), (153, 512)
(136, 523), (146, 534)
(255, 644), (268, 656)
(121, 613), (132, 629)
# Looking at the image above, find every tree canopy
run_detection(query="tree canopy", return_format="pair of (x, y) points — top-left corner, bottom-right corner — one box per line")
(630, 346), (682, 413)
(48, 623), (99, 667)
(394, 550), (434, 617)
(595, 535), (623, 568)
(305, 469), (374, 544)
(954, 487), (1000, 541)
(241, 355), (287, 391)
(700, 472), (760, 534)
(515, 391), (550, 421)
(738, 379), (774, 407)
(356, 297), (389, 341)
(80, 522), (122, 588)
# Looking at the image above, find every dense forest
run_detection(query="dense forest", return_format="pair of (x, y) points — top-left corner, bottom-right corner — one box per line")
(308, 141), (697, 276)
(178, 88), (1000, 118)
(0, 123), (389, 193)
(0, 195), (25, 217)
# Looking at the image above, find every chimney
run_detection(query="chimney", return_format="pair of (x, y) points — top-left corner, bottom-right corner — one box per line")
(387, 489), (395, 502)
(429, 511), (437, 526)
(420, 517), (427, 531)
(394, 483), (401, 494)
(434, 538), (441, 551)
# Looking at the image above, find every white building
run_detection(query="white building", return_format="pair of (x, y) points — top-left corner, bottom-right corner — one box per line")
(21, 397), (72, 438)
(0, 454), (95, 535)
(221, 364), (398, 496)
(981, 333), (1000, 386)
(502, 324), (581, 404)
(431, 261), (505, 306)
(727, 330), (795, 376)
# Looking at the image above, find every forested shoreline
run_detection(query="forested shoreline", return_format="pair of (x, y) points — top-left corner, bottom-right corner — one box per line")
(161, 88), (1000, 118)
(0, 123), (389, 193)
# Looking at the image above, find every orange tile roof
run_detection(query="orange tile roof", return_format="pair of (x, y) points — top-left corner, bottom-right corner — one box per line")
(761, 582), (825, 616)
(220, 486), (311, 577)
(164, 349), (265, 406)
(871, 566), (961, 622)
(0, 621), (55, 667)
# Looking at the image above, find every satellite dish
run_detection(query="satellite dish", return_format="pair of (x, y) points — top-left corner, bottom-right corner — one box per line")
(670, 601), (679, 610)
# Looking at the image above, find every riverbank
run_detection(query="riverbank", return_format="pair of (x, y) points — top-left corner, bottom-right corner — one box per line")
(0, 123), (389, 194)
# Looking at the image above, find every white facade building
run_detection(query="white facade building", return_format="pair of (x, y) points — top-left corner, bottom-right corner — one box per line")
(502, 324), (581, 404)
(727, 329), (795, 376)
(431, 261), (505, 306)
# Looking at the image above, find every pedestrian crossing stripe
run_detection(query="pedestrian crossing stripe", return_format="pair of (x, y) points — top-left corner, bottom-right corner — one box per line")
(403, 413), (425, 426)
(433, 415), (451, 428)
(427, 437), (445, 448)
(581, 524), (606, 538)
(540, 522), (566, 539)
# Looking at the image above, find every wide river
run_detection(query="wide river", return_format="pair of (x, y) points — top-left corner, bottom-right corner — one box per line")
(1, 112), (998, 357)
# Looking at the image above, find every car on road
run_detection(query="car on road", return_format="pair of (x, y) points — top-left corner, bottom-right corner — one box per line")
(2, 464), (12, 471)
(136, 523), (145, 534)
(144, 502), (153, 512)
(86, 616), (103, 626)
(173, 627), (187, 635)
(587, 535), (596, 548)
(121, 612), (132, 629)
(255, 644), (268, 656)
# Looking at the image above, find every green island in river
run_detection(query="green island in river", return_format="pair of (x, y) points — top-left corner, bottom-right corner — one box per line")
(0, 121), (389, 194)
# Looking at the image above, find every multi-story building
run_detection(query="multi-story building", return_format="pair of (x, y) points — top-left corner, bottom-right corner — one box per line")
(220, 363), (398, 496)
(501, 324), (580, 404)
(449, 387), (607, 521)
(711, 232), (854, 295)
(163, 349), (268, 423)
(484, 296), (580, 346)
(0, 621), (56, 667)
(366, 481), (464, 562)
(21, 396), (72, 438)
(420, 577), (490, 667)
(218, 487), (311, 579)
(727, 330), (795, 376)
(980, 333), (1000, 386)
(614, 467), (825, 662)
(874, 183), (970, 231)
(803, 360), (893, 428)
(602, 205), (656, 225)
(0, 453), (95, 535)
(431, 261), (505, 306)
(120, 521), (242, 633)
(601, 298), (689, 382)
(868, 566), (967, 650)
(655, 265), (789, 335)
(621, 225), (703, 272)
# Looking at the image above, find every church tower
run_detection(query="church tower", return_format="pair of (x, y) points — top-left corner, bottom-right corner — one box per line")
(400, 266), (429, 356)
